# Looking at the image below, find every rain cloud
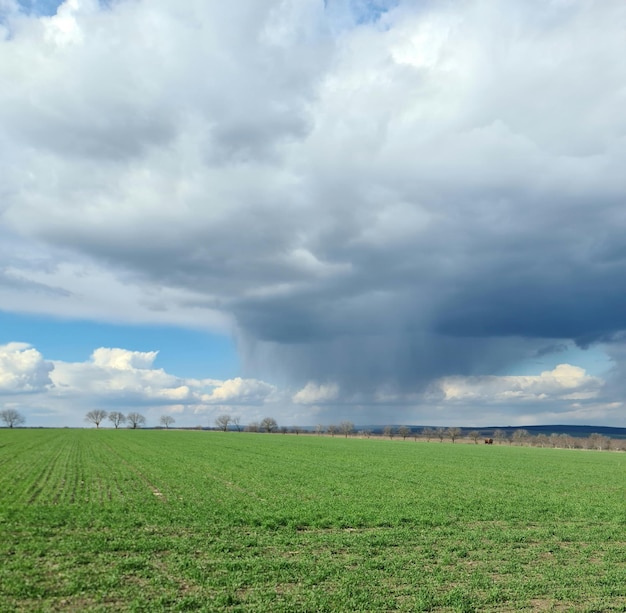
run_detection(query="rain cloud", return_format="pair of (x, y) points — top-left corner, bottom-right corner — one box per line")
(2, 0), (626, 425)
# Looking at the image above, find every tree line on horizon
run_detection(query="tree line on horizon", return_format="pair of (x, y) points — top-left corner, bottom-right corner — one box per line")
(304, 423), (622, 450)
(1, 409), (623, 451)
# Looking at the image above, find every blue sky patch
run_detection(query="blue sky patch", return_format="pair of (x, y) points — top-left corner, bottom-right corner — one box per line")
(0, 311), (239, 380)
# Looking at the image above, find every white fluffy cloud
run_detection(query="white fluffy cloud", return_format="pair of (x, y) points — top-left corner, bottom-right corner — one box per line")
(48, 348), (276, 410)
(436, 364), (603, 403)
(90, 347), (158, 370)
(47, 357), (188, 417)
(0, 342), (54, 392)
(292, 381), (339, 404)
(201, 377), (276, 405)
(0, 343), (278, 425)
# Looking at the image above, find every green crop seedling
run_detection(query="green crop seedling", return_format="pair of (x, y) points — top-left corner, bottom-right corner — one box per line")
(0, 429), (625, 611)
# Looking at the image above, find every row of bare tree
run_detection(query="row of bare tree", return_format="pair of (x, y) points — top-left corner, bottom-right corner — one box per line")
(317, 424), (462, 441)
(2, 409), (623, 450)
(220, 420), (623, 451)
(486, 429), (619, 451)
(84, 410), (176, 430)
(70, 412), (626, 449)
(315, 425), (623, 451)
(215, 414), (279, 433)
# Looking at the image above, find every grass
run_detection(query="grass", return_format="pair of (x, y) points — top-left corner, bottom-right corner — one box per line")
(0, 429), (625, 612)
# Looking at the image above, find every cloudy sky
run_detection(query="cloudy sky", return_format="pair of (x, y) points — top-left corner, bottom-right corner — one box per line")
(1, 0), (626, 428)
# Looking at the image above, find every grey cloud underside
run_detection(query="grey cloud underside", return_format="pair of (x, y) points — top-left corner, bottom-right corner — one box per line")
(0, 268), (71, 297)
(3, 0), (626, 393)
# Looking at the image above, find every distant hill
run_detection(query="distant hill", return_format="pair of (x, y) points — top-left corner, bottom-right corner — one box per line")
(360, 424), (626, 440)
(495, 424), (626, 440)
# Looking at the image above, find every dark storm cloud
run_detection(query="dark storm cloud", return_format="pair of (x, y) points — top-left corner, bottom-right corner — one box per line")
(2, 0), (626, 411)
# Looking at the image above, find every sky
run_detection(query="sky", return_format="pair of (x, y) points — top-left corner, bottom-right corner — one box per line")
(1, 0), (626, 428)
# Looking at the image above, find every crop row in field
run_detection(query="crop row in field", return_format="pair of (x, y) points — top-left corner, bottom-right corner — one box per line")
(1, 429), (625, 611)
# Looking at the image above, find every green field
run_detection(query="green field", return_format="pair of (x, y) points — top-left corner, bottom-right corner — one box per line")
(0, 430), (625, 612)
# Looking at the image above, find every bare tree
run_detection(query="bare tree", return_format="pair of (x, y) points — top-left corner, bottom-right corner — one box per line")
(383, 425), (395, 439)
(315, 424), (325, 436)
(358, 429), (372, 438)
(327, 424), (339, 437)
(559, 433), (576, 449)
(261, 417), (277, 433)
(535, 433), (549, 448)
(398, 426), (411, 440)
(160, 415), (175, 429)
(493, 429), (507, 445)
(588, 433), (611, 450)
(108, 411), (126, 429)
(339, 421), (354, 438)
(447, 427), (462, 443)
(549, 433), (560, 448)
(245, 422), (259, 432)
(468, 430), (481, 444)
(215, 414), (231, 432)
(280, 426), (289, 434)
(127, 412), (146, 429)
(292, 425), (303, 435)
(435, 427), (446, 443)
(232, 416), (242, 432)
(512, 429), (530, 445)
(422, 427), (435, 442)
(0, 409), (25, 428)
(85, 410), (108, 428)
